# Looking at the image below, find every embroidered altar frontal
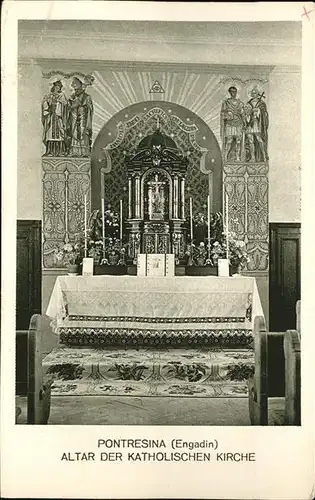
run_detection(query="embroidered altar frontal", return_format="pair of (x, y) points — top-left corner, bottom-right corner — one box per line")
(47, 276), (263, 347)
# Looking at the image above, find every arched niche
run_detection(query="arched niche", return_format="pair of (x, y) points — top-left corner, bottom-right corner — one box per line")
(91, 100), (223, 216)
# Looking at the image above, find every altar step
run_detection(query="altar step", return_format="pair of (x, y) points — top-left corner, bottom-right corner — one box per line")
(43, 346), (254, 398)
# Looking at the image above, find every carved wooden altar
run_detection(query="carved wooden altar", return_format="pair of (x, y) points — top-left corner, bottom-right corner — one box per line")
(125, 126), (188, 264)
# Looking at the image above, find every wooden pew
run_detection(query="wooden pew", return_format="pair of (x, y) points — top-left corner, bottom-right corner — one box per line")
(16, 314), (58, 424)
(284, 300), (301, 425)
(248, 315), (268, 425)
(249, 300), (301, 426)
(283, 301), (301, 425)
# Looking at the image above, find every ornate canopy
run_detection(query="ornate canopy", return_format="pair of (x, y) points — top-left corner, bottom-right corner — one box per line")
(125, 126), (188, 176)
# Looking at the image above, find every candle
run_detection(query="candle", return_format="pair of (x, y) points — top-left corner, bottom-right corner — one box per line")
(208, 171), (213, 213)
(189, 197), (193, 243)
(120, 199), (123, 243)
(101, 198), (105, 258)
(226, 193), (229, 259)
(84, 194), (87, 258)
(207, 194), (211, 259)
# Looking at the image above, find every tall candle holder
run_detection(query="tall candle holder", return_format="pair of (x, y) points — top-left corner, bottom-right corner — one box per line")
(101, 198), (106, 259)
(189, 197), (193, 243)
(84, 194), (88, 258)
(225, 193), (229, 261)
(119, 199), (123, 248)
(207, 194), (211, 261)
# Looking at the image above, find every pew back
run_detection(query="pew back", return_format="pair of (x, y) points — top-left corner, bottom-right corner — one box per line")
(27, 314), (58, 424)
(248, 315), (268, 425)
(284, 329), (301, 425)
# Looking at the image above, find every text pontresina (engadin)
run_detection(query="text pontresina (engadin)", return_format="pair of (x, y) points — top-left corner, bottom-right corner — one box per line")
(97, 439), (166, 448)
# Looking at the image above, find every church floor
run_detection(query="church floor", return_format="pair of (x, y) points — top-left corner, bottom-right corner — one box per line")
(16, 396), (285, 426)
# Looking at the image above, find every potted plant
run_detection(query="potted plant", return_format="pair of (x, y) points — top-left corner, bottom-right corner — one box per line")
(54, 240), (84, 275)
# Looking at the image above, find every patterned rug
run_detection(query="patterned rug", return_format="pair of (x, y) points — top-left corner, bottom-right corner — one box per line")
(43, 347), (254, 398)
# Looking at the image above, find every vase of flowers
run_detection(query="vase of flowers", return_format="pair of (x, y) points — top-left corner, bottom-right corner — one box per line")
(211, 231), (250, 275)
(185, 242), (217, 276)
(67, 263), (80, 276)
(54, 241), (84, 274)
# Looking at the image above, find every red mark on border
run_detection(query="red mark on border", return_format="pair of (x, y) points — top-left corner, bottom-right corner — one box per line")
(302, 5), (314, 20)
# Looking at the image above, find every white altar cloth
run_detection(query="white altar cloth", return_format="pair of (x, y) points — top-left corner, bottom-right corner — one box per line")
(46, 276), (263, 347)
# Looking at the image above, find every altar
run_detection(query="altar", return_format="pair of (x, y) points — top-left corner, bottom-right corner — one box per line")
(124, 124), (189, 263)
(46, 275), (263, 347)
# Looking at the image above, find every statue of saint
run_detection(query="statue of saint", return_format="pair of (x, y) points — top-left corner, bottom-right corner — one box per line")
(68, 77), (94, 157)
(245, 87), (269, 162)
(220, 86), (245, 162)
(42, 80), (68, 156)
(148, 175), (165, 220)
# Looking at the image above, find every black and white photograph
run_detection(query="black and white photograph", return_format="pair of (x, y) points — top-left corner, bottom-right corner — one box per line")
(1, 2), (314, 498)
(14, 16), (303, 427)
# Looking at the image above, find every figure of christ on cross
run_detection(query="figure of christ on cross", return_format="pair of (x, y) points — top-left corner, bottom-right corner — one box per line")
(148, 174), (166, 220)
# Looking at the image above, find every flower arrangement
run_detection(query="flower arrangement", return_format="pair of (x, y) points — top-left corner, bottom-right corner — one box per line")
(186, 242), (211, 267)
(87, 207), (125, 266)
(54, 240), (84, 267)
(102, 238), (126, 266)
(211, 231), (250, 270)
(87, 239), (103, 263)
(187, 211), (249, 270)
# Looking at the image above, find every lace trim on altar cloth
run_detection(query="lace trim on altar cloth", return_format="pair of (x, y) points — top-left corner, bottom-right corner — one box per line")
(59, 327), (253, 347)
(67, 315), (246, 324)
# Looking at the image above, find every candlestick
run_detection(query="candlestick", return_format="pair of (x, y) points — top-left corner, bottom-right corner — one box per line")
(208, 171), (213, 213)
(101, 198), (105, 258)
(226, 193), (229, 260)
(120, 199), (123, 243)
(207, 194), (211, 259)
(84, 194), (87, 258)
(189, 197), (193, 243)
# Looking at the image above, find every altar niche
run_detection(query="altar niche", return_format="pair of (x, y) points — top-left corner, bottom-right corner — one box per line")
(125, 126), (188, 264)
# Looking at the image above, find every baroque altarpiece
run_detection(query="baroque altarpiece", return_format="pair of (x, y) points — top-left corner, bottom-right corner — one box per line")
(41, 72), (269, 274)
(125, 125), (189, 263)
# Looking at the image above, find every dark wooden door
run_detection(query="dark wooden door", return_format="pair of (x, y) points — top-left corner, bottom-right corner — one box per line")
(16, 220), (42, 329)
(269, 223), (301, 331)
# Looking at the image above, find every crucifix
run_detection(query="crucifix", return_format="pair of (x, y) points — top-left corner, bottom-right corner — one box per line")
(148, 174), (166, 220)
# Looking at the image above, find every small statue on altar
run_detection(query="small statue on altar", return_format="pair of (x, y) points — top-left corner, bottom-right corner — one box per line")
(148, 174), (166, 220)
